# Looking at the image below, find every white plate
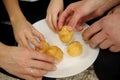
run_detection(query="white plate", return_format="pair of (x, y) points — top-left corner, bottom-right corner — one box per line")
(32, 19), (99, 78)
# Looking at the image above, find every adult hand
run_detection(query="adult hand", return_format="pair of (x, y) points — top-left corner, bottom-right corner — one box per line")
(3, 0), (45, 50)
(0, 42), (56, 80)
(46, 0), (64, 32)
(58, 0), (120, 31)
(82, 5), (120, 52)
(11, 18), (45, 49)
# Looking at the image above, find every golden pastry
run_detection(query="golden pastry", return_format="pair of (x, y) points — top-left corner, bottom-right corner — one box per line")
(58, 26), (74, 43)
(67, 41), (82, 57)
(46, 46), (63, 62)
(35, 41), (50, 54)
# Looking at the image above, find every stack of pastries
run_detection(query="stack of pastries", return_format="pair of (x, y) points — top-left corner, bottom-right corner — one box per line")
(35, 25), (83, 63)
(35, 41), (63, 62)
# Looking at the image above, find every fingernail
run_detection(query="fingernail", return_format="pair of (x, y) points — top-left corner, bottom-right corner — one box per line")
(68, 26), (73, 31)
(38, 46), (43, 49)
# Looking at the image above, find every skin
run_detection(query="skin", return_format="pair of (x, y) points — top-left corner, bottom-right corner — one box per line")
(58, 0), (120, 31)
(82, 5), (120, 52)
(0, 42), (57, 80)
(46, 0), (64, 32)
(3, 0), (45, 49)
(2, 1), (57, 79)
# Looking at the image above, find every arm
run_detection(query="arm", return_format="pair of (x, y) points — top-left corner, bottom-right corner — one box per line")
(3, 0), (25, 23)
(3, 0), (45, 49)
(0, 42), (56, 79)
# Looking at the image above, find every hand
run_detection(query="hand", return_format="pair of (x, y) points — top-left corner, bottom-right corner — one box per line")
(58, 0), (120, 31)
(46, 0), (64, 32)
(3, 0), (45, 49)
(0, 43), (56, 80)
(82, 5), (120, 52)
(11, 18), (45, 49)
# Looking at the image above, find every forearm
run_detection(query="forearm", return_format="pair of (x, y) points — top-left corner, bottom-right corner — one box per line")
(3, 0), (26, 24)
(85, 0), (120, 13)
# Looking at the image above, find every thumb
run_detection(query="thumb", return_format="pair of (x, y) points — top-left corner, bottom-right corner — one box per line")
(67, 10), (83, 31)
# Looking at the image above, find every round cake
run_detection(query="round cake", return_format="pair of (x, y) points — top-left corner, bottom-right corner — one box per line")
(67, 41), (82, 57)
(58, 26), (74, 43)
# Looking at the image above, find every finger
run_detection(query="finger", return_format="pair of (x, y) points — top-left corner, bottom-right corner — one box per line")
(20, 34), (31, 49)
(89, 31), (106, 48)
(109, 45), (120, 52)
(17, 68), (42, 80)
(75, 25), (83, 31)
(20, 74), (37, 80)
(58, 7), (73, 30)
(46, 15), (56, 32)
(32, 27), (45, 41)
(75, 21), (84, 31)
(52, 13), (58, 31)
(64, 13), (73, 25)
(67, 9), (84, 31)
(99, 39), (113, 49)
(25, 76), (36, 80)
(26, 32), (42, 49)
(17, 39), (23, 47)
(26, 68), (47, 77)
(32, 28), (46, 48)
(36, 77), (42, 80)
(75, 16), (91, 31)
(82, 21), (102, 41)
(30, 60), (56, 71)
(32, 52), (57, 64)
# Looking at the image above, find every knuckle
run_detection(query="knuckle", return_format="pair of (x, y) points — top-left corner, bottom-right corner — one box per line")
(89, 39), (97, 48)
(90, 38), (96, 45)
(39, 62), (47, 68)
(40, 70), (47, 76)
(95, 10), (104, 17)
(99, 44), (106, 49)
(82, 28), (89, 40)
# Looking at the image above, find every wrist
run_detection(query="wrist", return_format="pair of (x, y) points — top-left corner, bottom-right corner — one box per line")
(10, 12), (26, 24)
(0, 42), (9, 67)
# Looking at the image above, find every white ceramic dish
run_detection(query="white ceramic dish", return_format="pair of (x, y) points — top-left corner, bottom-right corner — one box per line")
(32, 19), (99, 78)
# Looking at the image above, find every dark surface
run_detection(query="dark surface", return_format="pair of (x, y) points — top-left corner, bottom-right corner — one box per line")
(0, 0), (79, 80)
(94, 49), (120, 80)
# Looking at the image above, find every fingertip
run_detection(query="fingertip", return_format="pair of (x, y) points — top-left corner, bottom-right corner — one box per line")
(57, 24), (62, 31)
(35, 44), (43, 50)
(67, 20), (76, 31)
(76, 26), (83, 31)
(38, 35), (45, 41)
(67, 26), (73, 31)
